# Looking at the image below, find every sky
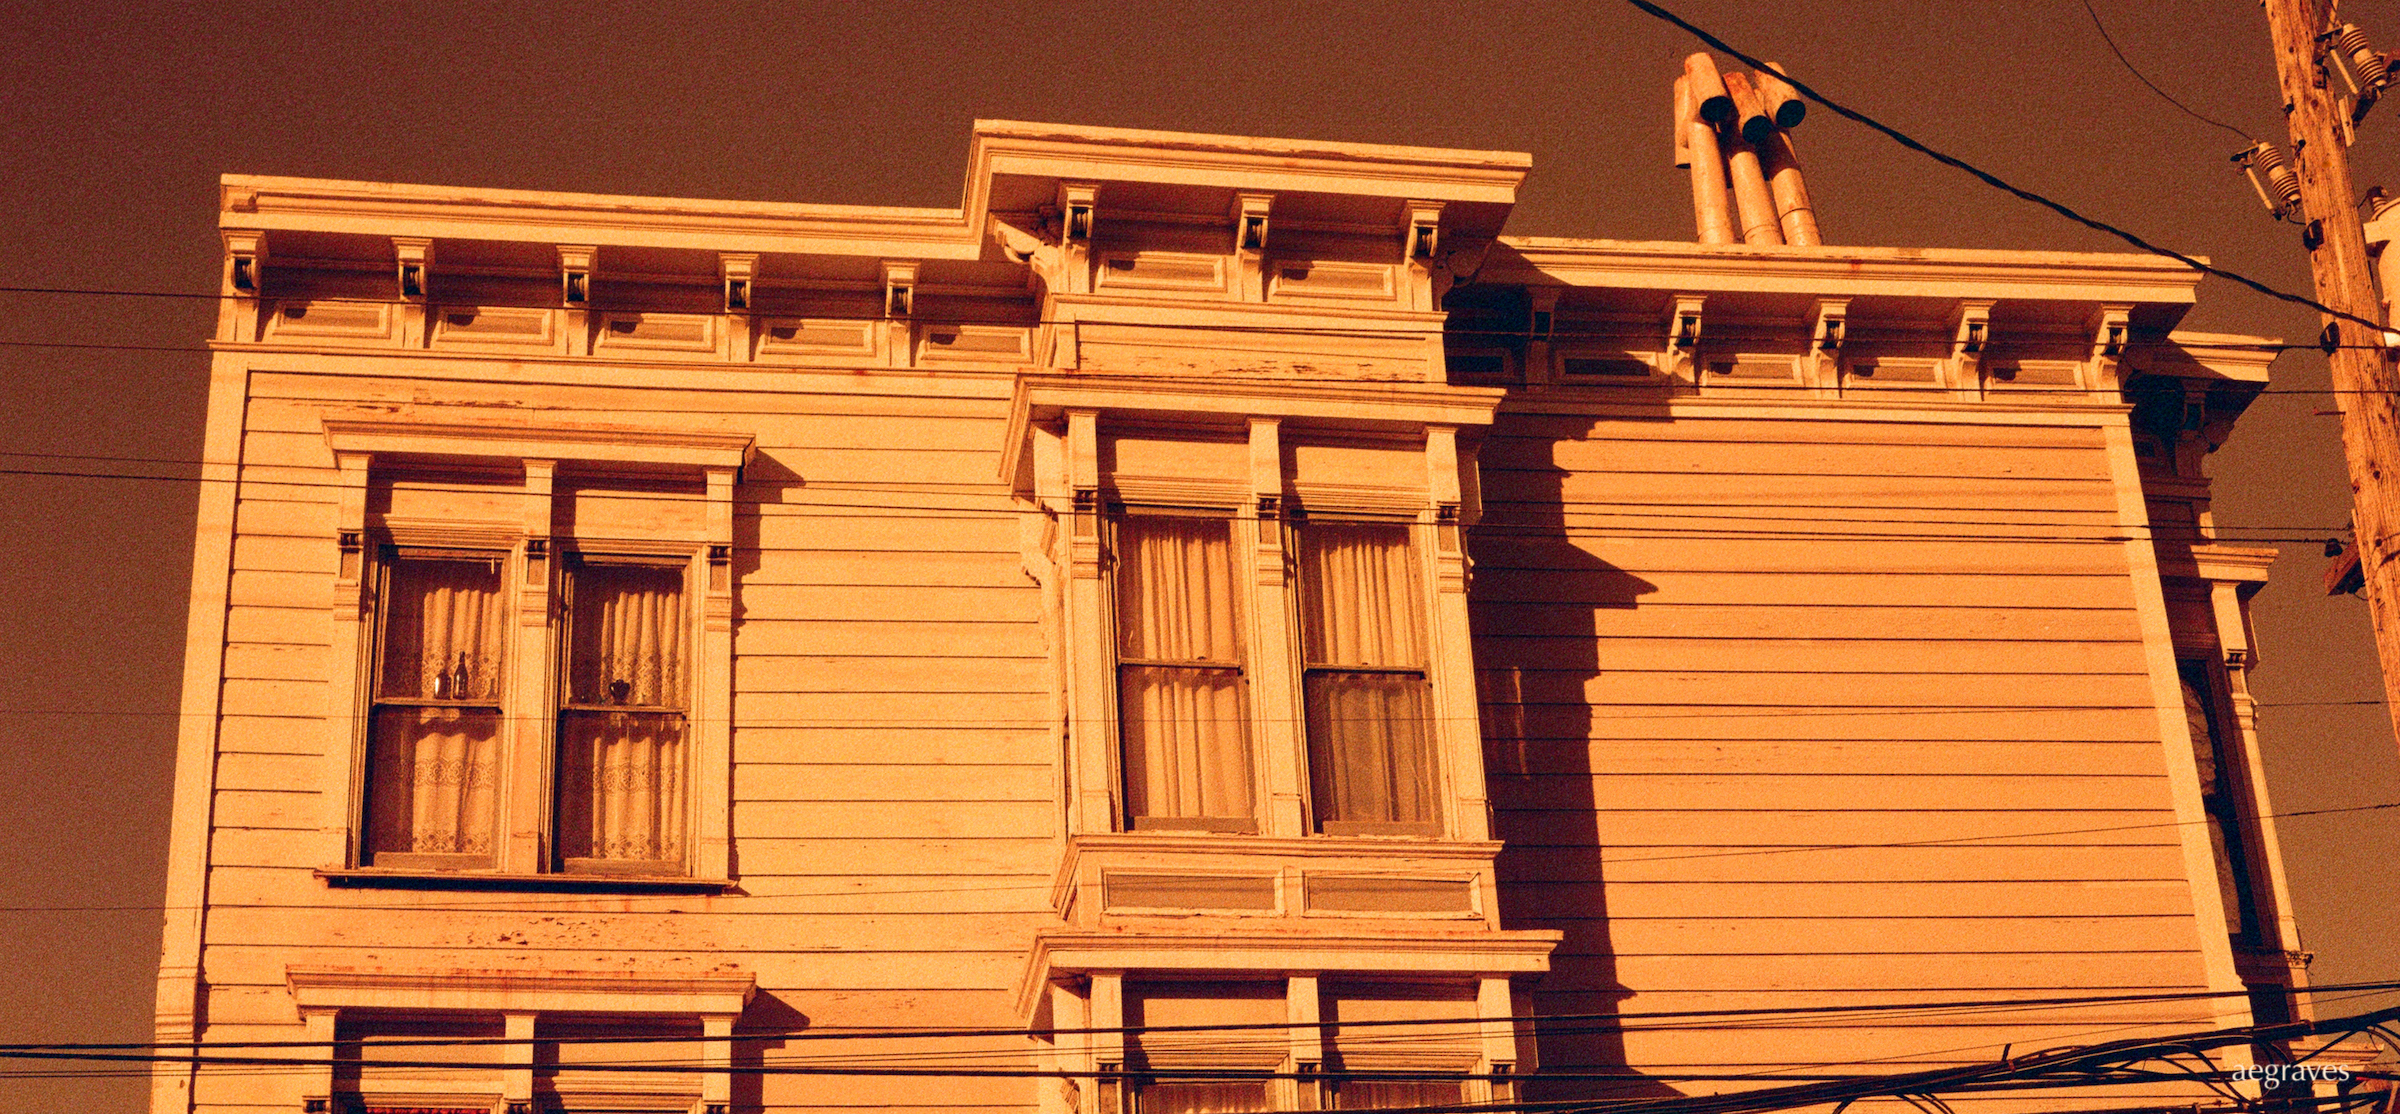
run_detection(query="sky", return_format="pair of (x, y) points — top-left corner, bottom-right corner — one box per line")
(2, 1), (2397, 1109)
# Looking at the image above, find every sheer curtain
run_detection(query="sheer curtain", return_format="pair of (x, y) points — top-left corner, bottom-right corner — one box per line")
(560, 562), (688, 868)
(1115, 515), (1253, 828)
(366, 554), (504, 862)
(1298, 522), (1437, 832)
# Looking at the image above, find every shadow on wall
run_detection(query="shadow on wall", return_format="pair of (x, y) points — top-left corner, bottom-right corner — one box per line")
(1470, 411), (1676, 1103)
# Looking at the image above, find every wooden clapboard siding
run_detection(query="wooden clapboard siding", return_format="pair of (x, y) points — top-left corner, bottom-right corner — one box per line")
(1472, 406), (2224, 1087)
(195, 364), (1064, 1096)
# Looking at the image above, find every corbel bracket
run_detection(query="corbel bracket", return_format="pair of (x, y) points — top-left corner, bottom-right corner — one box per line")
(883, 261), (917, 319)
(1056, 182), (1099, 295)
(1059, 182), (1098, 245)
(1950, 299), (1995, 384)
(392, 237), (432, 302)
(1529, 286), (1559, 343)
(1233, 192), (1273, 254)
(2090, 303), (2133, 387)
(222, 230), (265, 296)
(558, 245), (596, 308)
(1664, 293), (1706, 381)
(1403, 200), (1445, 263)
(1810, 298), (1849, 388)
(1233, 192), (1273, 303)
(721, 253), (757, 313)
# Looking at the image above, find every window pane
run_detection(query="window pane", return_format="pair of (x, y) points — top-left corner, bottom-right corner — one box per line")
(1117, 517), (1242, 663)
(378, 554), (504, 701)
(1298, 522), (1423, 668)
(1137, 1081), (1273, 1114)
(1335, 1079), (1465, 1110)
(558, 710), (686, 867)
(569, 562), (687, 708)
(1298, 522), (1436, 831)
(1121, 665), (1252, 825)
(1115, 516), (1251, 826)
(1305, 671), (1436, 827)
(2180, 661), (2259, 942)
(364, 706), (500, 861)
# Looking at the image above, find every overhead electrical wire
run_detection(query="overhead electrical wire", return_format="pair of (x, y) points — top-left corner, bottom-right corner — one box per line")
(2077, 0), (2259, 144)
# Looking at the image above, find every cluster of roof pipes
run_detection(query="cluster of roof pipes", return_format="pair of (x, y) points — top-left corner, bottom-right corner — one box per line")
(1676, 53), (1821, 246)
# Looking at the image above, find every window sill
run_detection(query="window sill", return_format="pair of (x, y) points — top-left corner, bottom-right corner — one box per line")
(317, 869), (736, 894)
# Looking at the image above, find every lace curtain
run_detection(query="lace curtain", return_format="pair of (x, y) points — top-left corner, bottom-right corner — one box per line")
(366, 554), (504, 861)
(560, 562), (688, 866)
(1298, 522), (1437, 830)
(1134, 1081), (1273, 1114)
(1115, 516), (1253, 826)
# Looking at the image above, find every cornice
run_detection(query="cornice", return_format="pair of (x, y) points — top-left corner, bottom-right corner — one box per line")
(1484, 238), (2204, 304)
(223, 175), (984, 257)
(969, 119), (1529, 205)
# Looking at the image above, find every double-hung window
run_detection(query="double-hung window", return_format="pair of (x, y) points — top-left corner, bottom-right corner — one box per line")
(558, 555), (691, 871)
(364, 549), (508, 868)
(1104, 508), (1444, 837)
(323, 418), (748, 883)
(1296, 520), (1439, 835)
(1114, 512), (1255, 831)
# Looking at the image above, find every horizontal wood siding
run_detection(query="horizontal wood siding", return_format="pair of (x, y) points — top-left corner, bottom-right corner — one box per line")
(199, 369), (1058, 1114)
(1471, 409), (2220, 1094)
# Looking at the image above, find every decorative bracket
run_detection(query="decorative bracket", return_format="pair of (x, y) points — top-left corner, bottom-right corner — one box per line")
(1233, 191), (1273, 254)
(882, 260), (917, 319)
(882, 260), (918, 367)
(1808, 297), (1848, 387)
(1950, 299), (1995, 385)
(392, 237), (431, 302)
(720, 253), (757, 313)
(558, 244), (595, 308)
(223, 230), (264, 296)
(1057, 183), (1098, 296)
(393, 237), (432, 347)
(1403, 200), (1444, 263)
(1233, 192), (1273, 303)
(2089, 303), (2133, 387)
(1664, 293), (1706, 381)
(1059, 182), (1098, 244)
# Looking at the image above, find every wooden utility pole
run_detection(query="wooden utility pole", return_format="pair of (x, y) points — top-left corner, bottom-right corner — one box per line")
(2262, 0), (2400, 752)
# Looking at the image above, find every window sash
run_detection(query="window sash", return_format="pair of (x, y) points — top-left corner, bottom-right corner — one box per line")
(363, 705), (502, 867)
(1114, 514), (1254, 829)
(1131, 1079), (1275, 1114)
(1331, 1078), (1467, 1110)
(558, 557), (692, 872)
(1296, 522), (1439, 834)
(364, 551), (507, 868)
(566, 559), (689, 710)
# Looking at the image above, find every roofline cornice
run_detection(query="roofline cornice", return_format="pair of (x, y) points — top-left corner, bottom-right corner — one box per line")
(1485, 238), (2205, 304)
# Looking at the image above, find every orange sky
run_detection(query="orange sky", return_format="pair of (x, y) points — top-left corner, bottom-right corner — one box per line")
(1, 2), (2393, 1109)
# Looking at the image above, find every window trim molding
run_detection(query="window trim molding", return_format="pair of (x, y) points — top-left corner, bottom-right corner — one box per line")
(318, 416), (750, 885)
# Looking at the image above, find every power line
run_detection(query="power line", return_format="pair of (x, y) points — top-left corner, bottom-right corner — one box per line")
(1618, 0), (2393, 339)
(2078, 0), (2258, 144)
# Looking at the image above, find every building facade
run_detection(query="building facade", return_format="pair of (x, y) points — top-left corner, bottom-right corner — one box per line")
(153, 120), (2304, 1114)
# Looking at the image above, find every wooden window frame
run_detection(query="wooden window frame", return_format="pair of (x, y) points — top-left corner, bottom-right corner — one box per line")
(319, 419), (747, 886)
